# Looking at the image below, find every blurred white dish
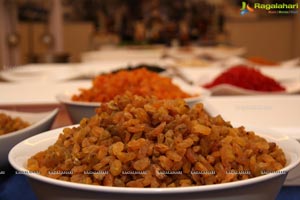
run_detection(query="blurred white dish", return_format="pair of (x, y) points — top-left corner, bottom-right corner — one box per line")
(0, 80), (91, 105)
(197, 66), (300, 95)
(57, 80), (210, 124)
(75, 60), (172, 79)
(9, 126), (300, 200)
(81, 48), (165, 64)
(0, 108), (58, 166)
(206, 81), (300, 95)
(0, 64), (81, 82)
(56, 93), (100, 124)
(165, 46), (246, 61)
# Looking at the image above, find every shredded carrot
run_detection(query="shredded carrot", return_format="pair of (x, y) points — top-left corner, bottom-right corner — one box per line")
(72, 68), (191, 102)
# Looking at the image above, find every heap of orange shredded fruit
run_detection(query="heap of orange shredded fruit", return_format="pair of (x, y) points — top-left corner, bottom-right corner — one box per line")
(72, 68), (191, 102)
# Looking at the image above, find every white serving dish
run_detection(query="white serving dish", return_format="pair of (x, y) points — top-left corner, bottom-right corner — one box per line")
(81, 48), (165, 63)
(206, 82), (300, 95)
(0, 80), (91, 105)
(9, 126), (300, 200)
(56, 93), (100, 124)
(57, 78), (210, 124)
(177, 67), (300, 95)
(0, 109), (59, 166)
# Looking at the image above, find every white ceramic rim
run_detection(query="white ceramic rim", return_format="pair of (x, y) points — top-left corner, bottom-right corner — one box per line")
(0, 64), (81, 82)
(8, 125), (300, 194)
(208, 84), (288, 95)
(56, 93), (101, 107)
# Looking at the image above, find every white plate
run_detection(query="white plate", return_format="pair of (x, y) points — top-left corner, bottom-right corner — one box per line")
(8, 126), (300, 200)
(171, 77), (211, 104)
(0, 80), (92, 105)
(0, 64), (82, 82)
(206, 82), (300, 95)
(165, 46), (246, 61)
(204, 67), (300, 95)
(81, 48), (165, 64)
(0, 109), (59, 166)
(182, 67), (300, 95)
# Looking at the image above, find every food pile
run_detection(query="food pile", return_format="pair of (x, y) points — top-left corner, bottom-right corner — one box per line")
(28, 93), (286, 187)
(0, 113), (30, 135)
(203, 65), (285, 92)
(72, 68), (191, 103)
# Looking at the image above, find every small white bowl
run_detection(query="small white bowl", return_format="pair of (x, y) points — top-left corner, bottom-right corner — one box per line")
(56, 93), (100, 124)
(57, 81), (210, 124)
(9, 126), (300, 200)
(0, 109), (59, 167)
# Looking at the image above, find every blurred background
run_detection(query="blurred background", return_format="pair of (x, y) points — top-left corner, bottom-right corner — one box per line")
(0, 0), (299, 68)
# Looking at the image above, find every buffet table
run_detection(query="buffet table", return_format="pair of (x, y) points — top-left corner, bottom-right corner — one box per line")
(1, 63), (300, 200)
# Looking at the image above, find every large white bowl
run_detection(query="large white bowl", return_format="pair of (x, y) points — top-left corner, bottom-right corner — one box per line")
(9, 126), (300, 200)
(57, 80), (210, 124)
(0, 109), (59, 167)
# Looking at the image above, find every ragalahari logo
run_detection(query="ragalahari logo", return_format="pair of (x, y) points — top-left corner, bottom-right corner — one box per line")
(240, 1), (254, 15)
